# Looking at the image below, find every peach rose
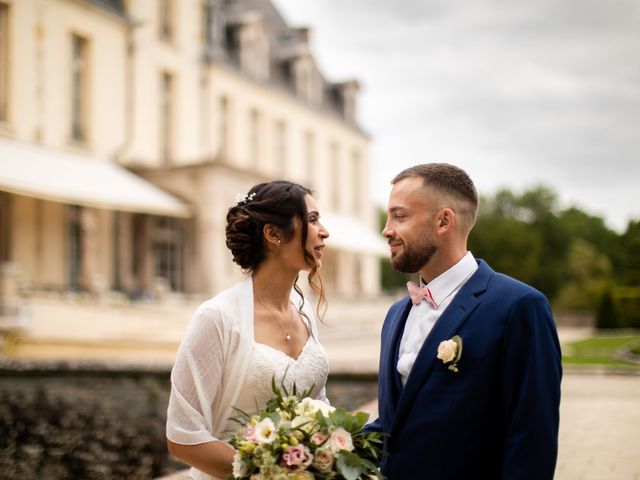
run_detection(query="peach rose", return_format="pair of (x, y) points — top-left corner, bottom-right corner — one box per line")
(437, 339), (457, 363)
(311, 448), (335, 472)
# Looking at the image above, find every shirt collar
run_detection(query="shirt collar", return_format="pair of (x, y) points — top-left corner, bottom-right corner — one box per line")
(420, 252), (477, 308)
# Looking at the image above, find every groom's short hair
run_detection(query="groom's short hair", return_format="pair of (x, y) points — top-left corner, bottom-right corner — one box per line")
(392, 163), (479, 234)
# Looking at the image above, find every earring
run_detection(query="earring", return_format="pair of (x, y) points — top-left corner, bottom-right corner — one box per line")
(277, 240), (281, 245)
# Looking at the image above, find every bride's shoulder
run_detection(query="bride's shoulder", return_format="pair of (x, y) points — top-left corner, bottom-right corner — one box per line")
(190, 279), (247, 326)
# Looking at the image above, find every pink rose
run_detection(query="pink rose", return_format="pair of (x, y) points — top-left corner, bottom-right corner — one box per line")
(282, 444), (312, 469)
(328, 427), (354, 452)
(310, 432), (328, 445)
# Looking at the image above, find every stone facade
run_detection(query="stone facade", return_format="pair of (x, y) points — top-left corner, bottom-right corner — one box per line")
(0, 0), (382, 301)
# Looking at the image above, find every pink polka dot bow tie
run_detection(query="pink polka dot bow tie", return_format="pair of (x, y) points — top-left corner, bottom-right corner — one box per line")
(406, 281), (438, 309)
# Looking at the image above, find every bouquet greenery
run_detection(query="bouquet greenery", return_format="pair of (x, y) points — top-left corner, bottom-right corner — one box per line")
(228, 379), (386, 480)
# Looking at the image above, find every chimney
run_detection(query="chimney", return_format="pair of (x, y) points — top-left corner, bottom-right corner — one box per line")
(295, 27), (310, 44)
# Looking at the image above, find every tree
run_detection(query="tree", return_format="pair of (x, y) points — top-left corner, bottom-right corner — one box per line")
(613, 220), (640, 286)
(556, 239), (613, 311)
(595, 290), (620, 329)
(377, 208), (408, 291)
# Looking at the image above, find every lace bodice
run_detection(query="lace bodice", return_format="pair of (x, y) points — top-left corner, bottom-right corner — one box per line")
(226, 335), (329, 435)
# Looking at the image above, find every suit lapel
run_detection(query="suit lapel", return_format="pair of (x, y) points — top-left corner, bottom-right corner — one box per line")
(390, 261), (493, 433)
(380, 298), (413, 420)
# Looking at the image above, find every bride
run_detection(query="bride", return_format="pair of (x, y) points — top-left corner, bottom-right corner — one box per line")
(166, 180), (330, 479)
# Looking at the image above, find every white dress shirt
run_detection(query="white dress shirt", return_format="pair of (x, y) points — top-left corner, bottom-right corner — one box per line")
(397, 252), (478, 385)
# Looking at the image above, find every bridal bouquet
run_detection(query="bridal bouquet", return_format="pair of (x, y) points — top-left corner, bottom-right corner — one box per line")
(228, 380), (386, 480)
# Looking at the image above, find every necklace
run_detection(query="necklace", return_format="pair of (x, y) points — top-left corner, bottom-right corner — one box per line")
(256, 294), (295, 341)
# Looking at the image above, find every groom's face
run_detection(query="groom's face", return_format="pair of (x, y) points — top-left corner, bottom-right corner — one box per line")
(383, 177), (438, 273)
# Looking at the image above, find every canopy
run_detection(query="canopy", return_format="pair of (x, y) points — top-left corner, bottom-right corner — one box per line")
(321, 212), (388, 256)
(0, 138), (190, 217)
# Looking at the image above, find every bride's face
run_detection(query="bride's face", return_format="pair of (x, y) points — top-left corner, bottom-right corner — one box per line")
(280, 195), (329, 271)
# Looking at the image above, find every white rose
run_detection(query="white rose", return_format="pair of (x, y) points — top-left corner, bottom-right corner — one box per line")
(311, 399), (335, 416)
(291, 414), (314, 432)
(327, 427), (354, 452)
(437, 339), (457, 363)
(254, 417), (277, 444)
(294, 397), (315, 416)
(295, 397), (335, 417)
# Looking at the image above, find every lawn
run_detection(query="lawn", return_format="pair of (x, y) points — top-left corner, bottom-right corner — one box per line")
(562, 333), (640, 371)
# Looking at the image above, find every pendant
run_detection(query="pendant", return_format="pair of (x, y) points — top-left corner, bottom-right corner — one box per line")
(286, 334), (291, 341)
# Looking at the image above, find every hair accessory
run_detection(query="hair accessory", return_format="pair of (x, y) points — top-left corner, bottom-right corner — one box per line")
(234, 192), (256, 206)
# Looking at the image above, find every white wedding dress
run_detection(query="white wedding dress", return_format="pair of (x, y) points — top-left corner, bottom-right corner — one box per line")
(229, 330), (329, 435)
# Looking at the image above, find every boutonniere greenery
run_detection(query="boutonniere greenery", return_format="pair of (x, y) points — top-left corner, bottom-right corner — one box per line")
(437, 335), (463, 372)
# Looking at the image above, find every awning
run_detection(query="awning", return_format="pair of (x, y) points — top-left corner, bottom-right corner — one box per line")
(0, 138), (190, 217)
(321, 212), (388, 256)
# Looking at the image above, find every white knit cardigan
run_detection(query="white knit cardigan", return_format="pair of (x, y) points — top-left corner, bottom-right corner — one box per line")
(166, 276), (324, 480)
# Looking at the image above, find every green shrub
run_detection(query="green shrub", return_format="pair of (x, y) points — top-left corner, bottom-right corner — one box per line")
(615, 287), (640, 329)
(595, 290), (620, 329)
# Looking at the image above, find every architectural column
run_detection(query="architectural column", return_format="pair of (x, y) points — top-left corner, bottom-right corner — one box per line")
(79, 207), (98, 293)
(116, 212), (134, 294)
(335, 250), (357, 297)
(133, 214), (154, 296)
(361, 254), (381, 295)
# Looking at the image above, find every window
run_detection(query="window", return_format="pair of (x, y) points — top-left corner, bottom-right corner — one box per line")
(202, 0), (221, 50)
(218, 95), (229, 158)
(352, 150), (363, 216)
(249, 108), (260, 168)
(201, 0), (211, 45)
(67, 206), (82, 291)
(303, 131), (315, 188)
(159, 0), (174, 40)
(330, 142), (341, 210)
(274, 120), (287, 175)
(0, 3), (8, 122)
(153, 217), (184, 292)
(160, 72), (174, 164)
(0, 192), (10, 262)
(70, 34), (89, 142)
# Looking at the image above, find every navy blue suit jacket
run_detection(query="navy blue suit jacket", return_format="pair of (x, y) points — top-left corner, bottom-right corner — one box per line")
(368, 260), (562, 479)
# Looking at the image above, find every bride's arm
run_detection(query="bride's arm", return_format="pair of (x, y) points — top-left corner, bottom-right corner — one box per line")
(167, 305), (233, 475)
(166, 439), (234, 478)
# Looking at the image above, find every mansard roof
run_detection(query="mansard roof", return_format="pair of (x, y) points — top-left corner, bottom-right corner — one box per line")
(215, 0), (362, 128)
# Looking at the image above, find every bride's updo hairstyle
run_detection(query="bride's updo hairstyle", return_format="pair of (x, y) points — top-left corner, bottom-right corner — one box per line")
(225, 180), (326, 319)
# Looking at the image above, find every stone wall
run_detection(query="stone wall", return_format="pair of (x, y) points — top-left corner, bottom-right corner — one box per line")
(0, 359), (377, 480)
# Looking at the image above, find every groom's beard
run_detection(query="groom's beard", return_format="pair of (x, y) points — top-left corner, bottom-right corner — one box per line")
(390, 237), (438, 274)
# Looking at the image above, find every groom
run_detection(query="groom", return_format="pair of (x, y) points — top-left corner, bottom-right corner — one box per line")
(368, 164), (562, 479)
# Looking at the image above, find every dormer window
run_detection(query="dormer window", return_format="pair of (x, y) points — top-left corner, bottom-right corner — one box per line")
(159, 0), (175, 41)
(225, 12), (269, 80)
(278, 28), (322, 106)
(202, 0), (224, 59)
(333, 80), (359, 124)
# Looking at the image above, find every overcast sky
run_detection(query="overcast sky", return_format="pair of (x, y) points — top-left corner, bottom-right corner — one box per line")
(272, 0), (640, 232)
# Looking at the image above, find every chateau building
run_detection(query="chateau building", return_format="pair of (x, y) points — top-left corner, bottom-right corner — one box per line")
(0, 0), (385, 306)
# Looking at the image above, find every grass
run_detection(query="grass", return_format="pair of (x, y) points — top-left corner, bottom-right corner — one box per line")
(561, 333), (640, 371)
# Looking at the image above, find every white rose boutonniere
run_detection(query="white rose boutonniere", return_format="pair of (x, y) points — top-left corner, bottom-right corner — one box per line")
(437, 335), (463, 372)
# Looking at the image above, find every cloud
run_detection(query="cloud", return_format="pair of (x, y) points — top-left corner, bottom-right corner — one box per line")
(272, 0), (640, 230)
